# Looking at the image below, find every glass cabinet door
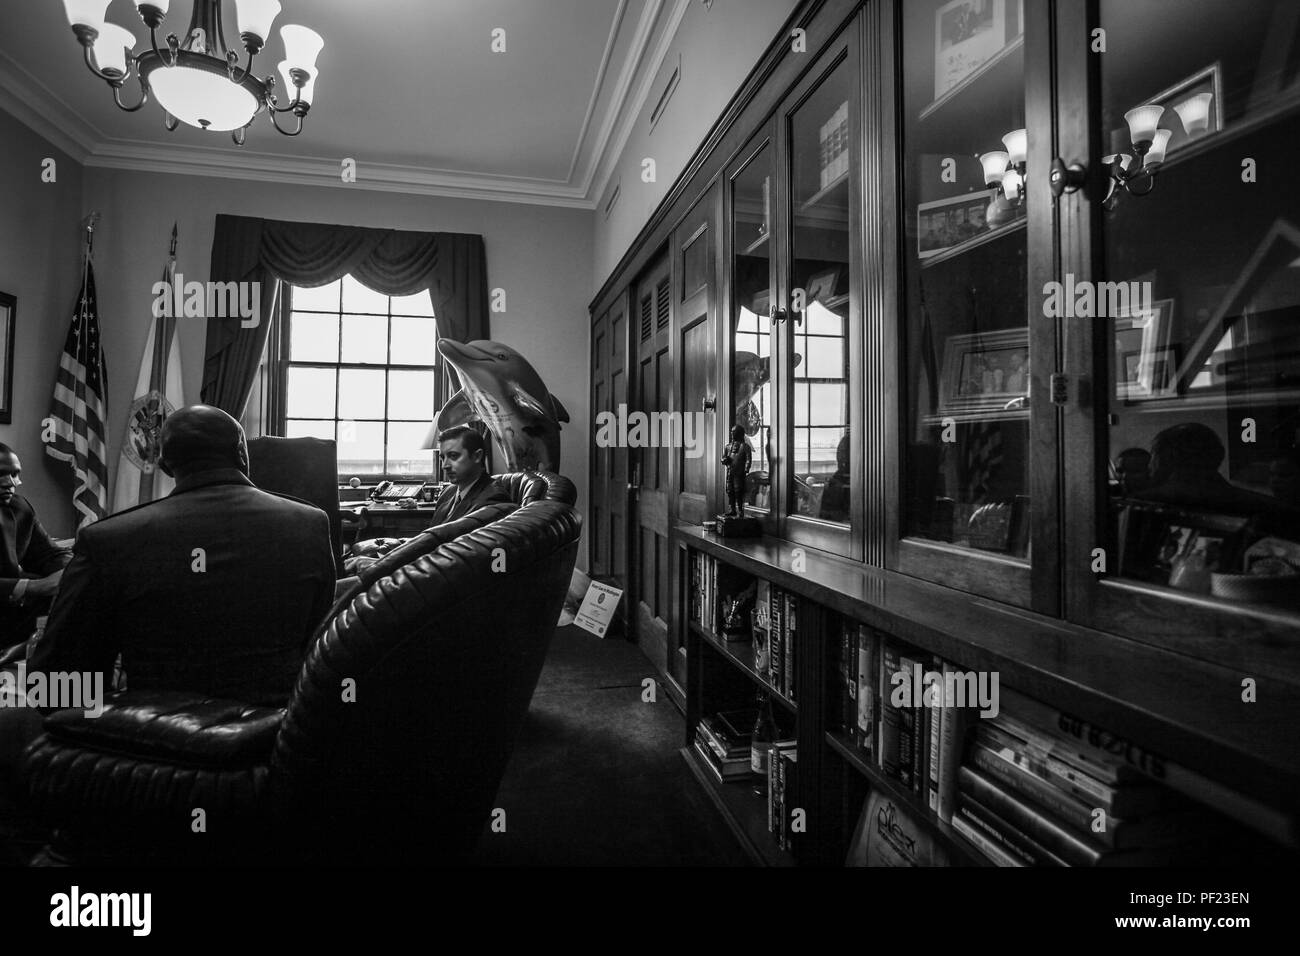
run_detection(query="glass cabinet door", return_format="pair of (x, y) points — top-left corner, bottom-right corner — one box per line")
(1067, 0), (1300, 671)
(893, 0), (1034, 605)
(728, 136), (777, 522)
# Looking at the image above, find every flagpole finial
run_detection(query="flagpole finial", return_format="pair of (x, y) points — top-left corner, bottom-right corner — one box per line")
(170, 222), (178, 258)
(82, 211), (101, 257)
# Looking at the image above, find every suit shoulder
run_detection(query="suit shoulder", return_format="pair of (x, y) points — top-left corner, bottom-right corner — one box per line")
(256, 489), (330, 519)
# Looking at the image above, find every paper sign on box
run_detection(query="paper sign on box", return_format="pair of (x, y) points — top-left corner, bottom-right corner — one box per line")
(574, 580), (623, 637)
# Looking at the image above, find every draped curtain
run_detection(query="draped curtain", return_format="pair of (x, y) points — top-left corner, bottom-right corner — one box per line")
(201, 215), (489, 418)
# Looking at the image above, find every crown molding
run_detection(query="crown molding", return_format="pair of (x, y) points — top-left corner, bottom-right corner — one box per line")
(588, 0), (693, 210)
(0, 49), (98, 163)
(84, 140), (596, 208)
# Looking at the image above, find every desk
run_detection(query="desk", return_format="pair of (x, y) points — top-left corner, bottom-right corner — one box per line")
(353, 503), (443, 539)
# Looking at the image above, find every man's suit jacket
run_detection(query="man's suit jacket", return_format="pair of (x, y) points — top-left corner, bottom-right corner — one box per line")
(429, 472), (512, 525)
(0, 495), (72, 646)
(29, 468), (336, 707)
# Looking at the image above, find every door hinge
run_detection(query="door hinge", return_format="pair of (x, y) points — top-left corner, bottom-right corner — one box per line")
(1050, 372), (1070, 406)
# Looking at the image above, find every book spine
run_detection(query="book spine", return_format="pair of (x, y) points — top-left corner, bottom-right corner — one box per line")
(769, 586), (783, 691)
(899, 652), (919, 791)
(951, 811), (1026, 867)
(927, 656), (943, 812)
(840, 622), (856, 737)
(935, 661), (963, 823)
(880, 643), (907, 785)
(780, 595), (790, 697)
(856, 625), (875, 758)
(968, 742), (1104, 843)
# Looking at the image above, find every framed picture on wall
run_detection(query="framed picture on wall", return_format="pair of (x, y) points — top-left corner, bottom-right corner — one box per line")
(0, 292), (14, 424)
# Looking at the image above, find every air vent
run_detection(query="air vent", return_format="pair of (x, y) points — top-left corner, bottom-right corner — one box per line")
(640, 294), (653, 341)
(649, 54), (681, 133)
(656, 276), (670, 330)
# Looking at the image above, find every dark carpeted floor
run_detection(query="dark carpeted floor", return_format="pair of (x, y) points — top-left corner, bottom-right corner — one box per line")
(470, 625), (749, 866)
(0, 626), (747, 867)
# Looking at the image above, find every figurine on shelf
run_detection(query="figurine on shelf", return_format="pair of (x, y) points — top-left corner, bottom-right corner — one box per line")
(721, 425), (753, 518)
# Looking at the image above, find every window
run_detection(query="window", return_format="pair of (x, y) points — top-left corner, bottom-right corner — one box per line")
(285, 276), (440, 478)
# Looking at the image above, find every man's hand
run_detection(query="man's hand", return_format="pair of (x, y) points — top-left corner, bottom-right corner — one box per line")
(26, 571), (63, 599)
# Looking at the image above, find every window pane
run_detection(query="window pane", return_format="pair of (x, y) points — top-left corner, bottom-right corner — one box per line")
(341, 314), (388, 364)
(900, 0), (1029, 556)
(292, 280), (340, 312)
(286, 366), (336, 419)
(390, 291), (435, 317)
(390, 315), (439, 365)
(289, 312), (339, 362)
(338, 368), (386, 419)
(386, 422), (435, 476)
(341, 275), (389, 314)
(285, 419), (335, 441)
(337, 420), (385, 476)
(1099, 0), (1300, 610)
(387, 369), (437, 421)
(731, 143), (773, 511)
(790, 56), (852, 523)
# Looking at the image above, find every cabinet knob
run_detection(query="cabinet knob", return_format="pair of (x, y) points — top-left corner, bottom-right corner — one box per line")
(1050, 158), (1087, 197)
(702, 395), (716, 411)
(769, 304), (788, 324)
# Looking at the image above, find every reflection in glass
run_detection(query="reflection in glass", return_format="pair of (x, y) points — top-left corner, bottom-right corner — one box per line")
(1100, 0), (1300, 612)
(900, 0), (1029, 558)
(790, 58), (852, 523)
(731, 144), (773, 510)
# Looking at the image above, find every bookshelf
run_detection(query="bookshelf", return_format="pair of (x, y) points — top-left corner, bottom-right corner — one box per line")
(677, 524), (1300, 867)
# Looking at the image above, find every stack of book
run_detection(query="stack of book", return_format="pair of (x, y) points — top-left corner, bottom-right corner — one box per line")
(689, 552), (719, 633)
(693, 709), (755, 784)
(951, 690), (1218, 866)
(767, 741), (799, 852)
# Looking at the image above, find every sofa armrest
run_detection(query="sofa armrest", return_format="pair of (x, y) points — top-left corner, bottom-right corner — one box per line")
(38, 691), (283, 769)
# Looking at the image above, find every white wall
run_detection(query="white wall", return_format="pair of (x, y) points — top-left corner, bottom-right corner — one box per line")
(593, 0), (800, 292)
(0, 109), (86, 537)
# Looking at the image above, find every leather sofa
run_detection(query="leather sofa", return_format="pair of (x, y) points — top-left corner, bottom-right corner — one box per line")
(21, 471), (580, 866)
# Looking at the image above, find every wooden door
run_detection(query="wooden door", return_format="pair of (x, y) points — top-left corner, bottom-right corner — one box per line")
(630, 253), (673, 676)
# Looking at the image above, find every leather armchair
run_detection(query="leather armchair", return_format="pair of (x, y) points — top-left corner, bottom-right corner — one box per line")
(21, 472), (580, 866)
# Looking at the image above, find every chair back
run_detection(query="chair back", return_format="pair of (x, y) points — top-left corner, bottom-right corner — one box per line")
(269, 472), (580, 863)
(246, 436), (342, 573)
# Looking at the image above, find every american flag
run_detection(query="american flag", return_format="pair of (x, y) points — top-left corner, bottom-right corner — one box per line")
(45, 258), (109, 528)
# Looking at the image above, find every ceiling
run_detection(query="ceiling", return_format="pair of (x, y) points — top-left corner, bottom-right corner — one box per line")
(0, 0), (692, 207)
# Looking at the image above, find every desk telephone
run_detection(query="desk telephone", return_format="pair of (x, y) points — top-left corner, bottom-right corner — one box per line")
(370, 480), (427, 503)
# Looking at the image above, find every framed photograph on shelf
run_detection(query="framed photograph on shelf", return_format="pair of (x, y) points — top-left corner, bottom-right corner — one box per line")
(0, 292), (14, 425)
(934, 0), (1006, 99)
(1110, 63), (1223, 160)
(1113, 298), (1174, 400)
(1122, 345), (1181, 400)
(936, 327), (1029, 419)
(917, 192), (990, 259)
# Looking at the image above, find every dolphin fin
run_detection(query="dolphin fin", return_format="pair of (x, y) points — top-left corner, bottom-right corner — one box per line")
(549, 394), (570, 423)
(434, 389), (476, 431)
(509, 383), (551, 420)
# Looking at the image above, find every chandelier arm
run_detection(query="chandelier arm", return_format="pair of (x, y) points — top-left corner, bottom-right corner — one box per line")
(269, 109), (305, 136)
(227, 49), (256, 85)
(149, 27), (178, 68)
(80, 44), (123, 84)
(112, 78), (150, 113)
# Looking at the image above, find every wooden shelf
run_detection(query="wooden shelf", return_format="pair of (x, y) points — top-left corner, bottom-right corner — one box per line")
(691, 621), (798, 713)
(824, 730), (989, 867)
(675, 525), (1300, 819)
(916, 36), (1025, 148)
(681, 745), (796, 867)
(741, 231), (770, 255)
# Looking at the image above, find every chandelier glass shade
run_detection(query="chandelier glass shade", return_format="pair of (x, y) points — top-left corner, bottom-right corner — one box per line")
(61, 0), (323, 146)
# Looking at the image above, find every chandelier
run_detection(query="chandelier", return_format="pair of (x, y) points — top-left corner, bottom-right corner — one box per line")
(62, 0), (323, 146)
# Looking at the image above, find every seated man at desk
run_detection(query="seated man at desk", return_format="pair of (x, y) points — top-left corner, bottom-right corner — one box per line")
(342, 425), (510, 579)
